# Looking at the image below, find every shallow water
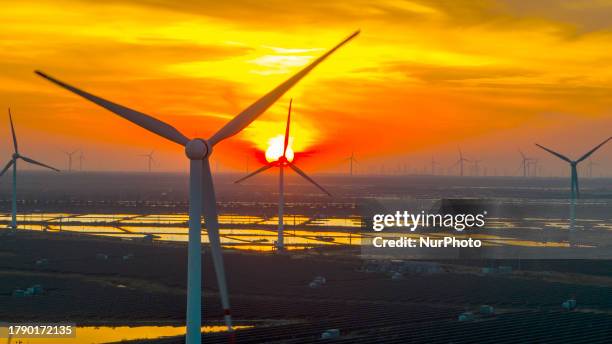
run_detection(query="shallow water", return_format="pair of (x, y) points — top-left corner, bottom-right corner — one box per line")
(5, 325), (251, 344)
(3, 212), (610, 251)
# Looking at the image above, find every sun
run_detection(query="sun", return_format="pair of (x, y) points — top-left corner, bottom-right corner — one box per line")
(265, 135), (294, 163)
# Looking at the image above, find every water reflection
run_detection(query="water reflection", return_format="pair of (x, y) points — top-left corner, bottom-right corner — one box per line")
(6, 325), (251, 344)
(2, 212), (609, 251)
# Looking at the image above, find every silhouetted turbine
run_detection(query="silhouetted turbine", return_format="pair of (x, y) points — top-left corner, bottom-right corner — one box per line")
(235, 99), (331, 250)
(536, 137), (611, 199)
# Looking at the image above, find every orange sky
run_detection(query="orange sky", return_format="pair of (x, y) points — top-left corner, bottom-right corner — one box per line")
(1, 0), (611, 175)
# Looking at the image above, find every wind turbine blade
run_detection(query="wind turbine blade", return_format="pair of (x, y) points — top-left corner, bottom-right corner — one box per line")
(201, 159), (233, 332)
(19, 155), (60, 172)
(518, 149), (526, 160)
(288, 162), (331, 196)
(34, 71), (190, 146)
(0, 160), (14, 177)
(576, 137), (611, 163)
(8, 109), (18, 153)
(234, 164), (273, 184)
(283, 99), (292, 157)
(535, 144), (572, 163)
(208, 31), (360, 146)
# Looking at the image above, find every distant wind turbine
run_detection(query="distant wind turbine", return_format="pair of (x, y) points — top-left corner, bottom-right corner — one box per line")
(235, 99), (331, 250)
(78, 151), (85, 171)
(140, 150), (155, 172)
(35, 29), (359, 344)
(430, 156), (438, 175)
(452, 148), (470, 176)
(518, 149), (535, 177)
(1, 109), (59, 230)
(471, 159), (482, 176)
(535, 137), (611, 199)
(528, 159), (539, 177)
(587, 159), (598, 178)
(64, 149), (78, 172)
(346, 152), (358, 176)
(536, 137), (611, 233)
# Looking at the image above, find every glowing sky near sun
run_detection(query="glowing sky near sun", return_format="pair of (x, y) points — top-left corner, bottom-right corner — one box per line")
(0, 0), (611, 175)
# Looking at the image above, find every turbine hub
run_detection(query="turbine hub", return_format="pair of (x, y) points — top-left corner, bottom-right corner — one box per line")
(12, 153), (18, 159)
(185, 139), (210, 160)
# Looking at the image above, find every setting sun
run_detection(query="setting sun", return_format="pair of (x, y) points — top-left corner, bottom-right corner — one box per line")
(265, 135), (294, 163)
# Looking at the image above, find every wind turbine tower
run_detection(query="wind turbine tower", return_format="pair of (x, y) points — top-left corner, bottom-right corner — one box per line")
(1, 109), (60, 230)
(536, 137), (611, 231)
(235, 99), (331, 250)
(140, 150), (155, 172)
(78, 151), (85, 171)
(430, 156), (438, 175)
(346, 152), (358, 176)
(453, 148), (470, 176)
(36, 29), (359, 344)
(519, 150), (535, 177)
(587, 159), (598, 178)
(64, 149), (78, 172)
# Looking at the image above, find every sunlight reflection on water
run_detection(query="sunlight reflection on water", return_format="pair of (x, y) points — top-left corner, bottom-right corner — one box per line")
(6, 325), (251, 344)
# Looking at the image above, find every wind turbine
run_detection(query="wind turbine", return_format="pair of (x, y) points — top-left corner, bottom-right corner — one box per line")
(587, 159), (598, 178)
(64, 149), (78, 172)
(346, 152), (359, 177)
(78, 151), (85, 171)
(536, 137), (611, 234)
(452, 148), (470, 176)
(518, 149), (535, 177)
(535, 137), (611, 199)
(528, 159), (539, 177)
(471, 159), (482, 176)
(346, 152), (358, 176)
(1, 109), (60, 230)
(430, 156), (438, 175)
(35, 30), (359, 344)
(235, 99), (331, 250)
(140, 150), (155, 172)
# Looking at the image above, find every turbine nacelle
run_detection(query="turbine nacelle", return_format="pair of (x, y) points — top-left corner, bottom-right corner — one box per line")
(273, 154), (291, 167)
(185, 138), (211, 160)
(35, 30), (359, 344)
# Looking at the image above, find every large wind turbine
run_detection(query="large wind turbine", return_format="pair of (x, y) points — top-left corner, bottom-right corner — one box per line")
(140, 150), (155, 172)
(536, 137), (611, 234)
(36, 30), (358, 344)
(1, 109), (60, 230)
(235, 99), (331, 250)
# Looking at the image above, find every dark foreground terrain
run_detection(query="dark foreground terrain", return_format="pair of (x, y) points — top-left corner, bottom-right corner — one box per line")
(2, 230), (612, 343)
